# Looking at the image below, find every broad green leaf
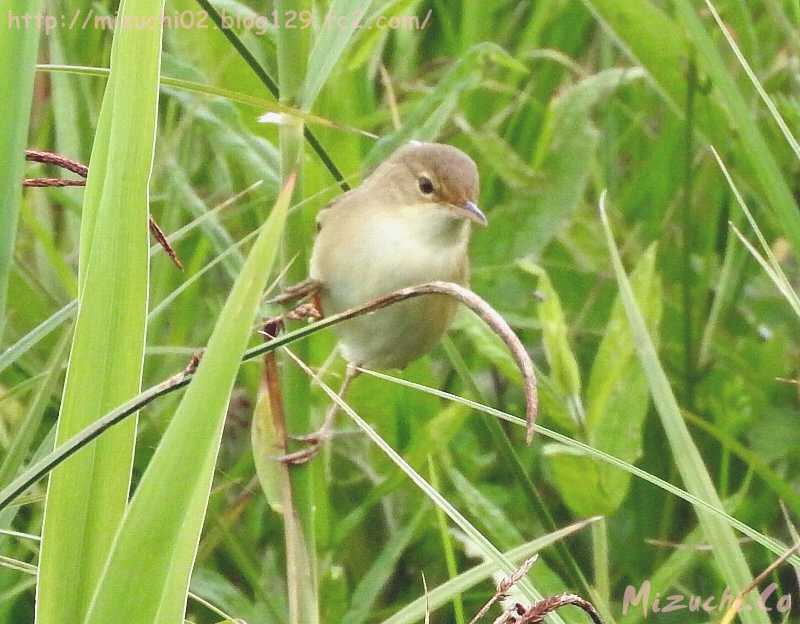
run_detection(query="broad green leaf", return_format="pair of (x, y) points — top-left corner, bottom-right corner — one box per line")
(599, 196), (770, 624)
(36, 0), (163, 621)
(473, 68), (644, 266)
(84, 176), (293, 624)
(547, 245), (662, 516)
(520, 262), (584, 425)
(466, 130), (539, 190)
(0, 0), (42, 336)
(251, 377), (283, 514)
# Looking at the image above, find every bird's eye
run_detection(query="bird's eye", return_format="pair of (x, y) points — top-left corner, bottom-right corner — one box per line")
(418, 176), (435, 195)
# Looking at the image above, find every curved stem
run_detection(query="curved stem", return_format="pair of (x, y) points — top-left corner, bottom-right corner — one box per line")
(0, 281), (537, 510)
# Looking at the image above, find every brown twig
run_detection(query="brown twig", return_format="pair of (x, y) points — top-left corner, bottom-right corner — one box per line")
(147, 216), (184, 270)
(23, 178), (87, 188)
(513, 594), (604, 624)
(25, 149), (88, 176)
(718, 539), (800, 624)
(271, 280), (538, 443)
(23, 149), (183, 270)
(468, 555), (604, 624)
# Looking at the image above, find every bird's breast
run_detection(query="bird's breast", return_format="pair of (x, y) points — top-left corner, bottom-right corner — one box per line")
(311, 207), (468, 310)
(310, 206), (470, 368)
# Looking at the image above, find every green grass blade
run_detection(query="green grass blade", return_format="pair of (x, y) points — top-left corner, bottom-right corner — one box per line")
(0, 0), (42, 337)
(341, 505), (429, 624)
(683, 411), (800, 517)
(36, 64), (370, 138)
(584, 0), (800, 254)
(366, 42), (523, 168)
(35, 0), (164, 620)
(285, 351), (567, 624)
(0, 302), (76, 377)
(83, 175), (292, 624)
(354, 369), (799, 568)
(301, 0), (375, 110)
(704, 0), (800, 162)
(598, 194), (769, 624)
(380, 518), (599, 624)
(710, 147), (800, 318)
(0, 326), (71, 488)
(670, 0), (800, 254)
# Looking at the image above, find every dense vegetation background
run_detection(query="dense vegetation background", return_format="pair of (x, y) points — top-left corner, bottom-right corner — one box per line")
(1, 0), (799, 622)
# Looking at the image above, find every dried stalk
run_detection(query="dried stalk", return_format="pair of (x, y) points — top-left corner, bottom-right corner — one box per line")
(468, 555), (539, 624)
(0, 280), (538, 509)
(468, 554), (603, 624)
(290, 281), (539, 443)
(718, 539), (800, 624)
(23, 149), (183, 269)
(511, 594), (604, 624)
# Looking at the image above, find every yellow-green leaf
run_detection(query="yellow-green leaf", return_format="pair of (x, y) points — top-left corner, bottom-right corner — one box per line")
(83, 175), (293, 624)
(36, 1), (163, 621)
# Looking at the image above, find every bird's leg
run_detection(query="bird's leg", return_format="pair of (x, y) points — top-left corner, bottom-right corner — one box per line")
(276, 363), (359, 466)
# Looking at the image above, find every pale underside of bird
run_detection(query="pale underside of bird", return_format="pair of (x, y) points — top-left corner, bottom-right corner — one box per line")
(310, 141), (485, 370)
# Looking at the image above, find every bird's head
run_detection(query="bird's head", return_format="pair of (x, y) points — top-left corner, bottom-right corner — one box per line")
(373, 142), (486, 227)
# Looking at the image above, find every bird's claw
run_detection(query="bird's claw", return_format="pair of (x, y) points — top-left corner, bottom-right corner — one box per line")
(286, 301), (322, 322)
(274, 428), (332, 465)
(290, 430), (328, 444)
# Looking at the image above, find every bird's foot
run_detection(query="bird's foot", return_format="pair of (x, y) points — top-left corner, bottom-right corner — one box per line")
(274, 427), (332, 465)
(286, 300), (323, 322)
(260, 298), (323, 342)
(266, 278), (322, 306)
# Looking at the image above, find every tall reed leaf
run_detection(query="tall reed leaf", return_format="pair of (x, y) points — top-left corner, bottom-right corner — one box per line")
(670, 0), (800, 255)
(36, 0), (164, 621)
(83, 176), (292, 624)
(584, 0), (800, 254)
(301, 0), (374, 110)
(598, 195), (769, 624)
(0, 0), (42, 336)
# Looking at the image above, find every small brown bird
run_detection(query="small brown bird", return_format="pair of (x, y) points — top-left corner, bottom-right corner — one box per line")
(282, 142), (485, 462)
(312, 142), (485, 366)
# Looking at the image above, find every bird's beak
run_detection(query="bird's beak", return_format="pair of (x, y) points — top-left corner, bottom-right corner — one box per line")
(456, 200), (488, 227)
